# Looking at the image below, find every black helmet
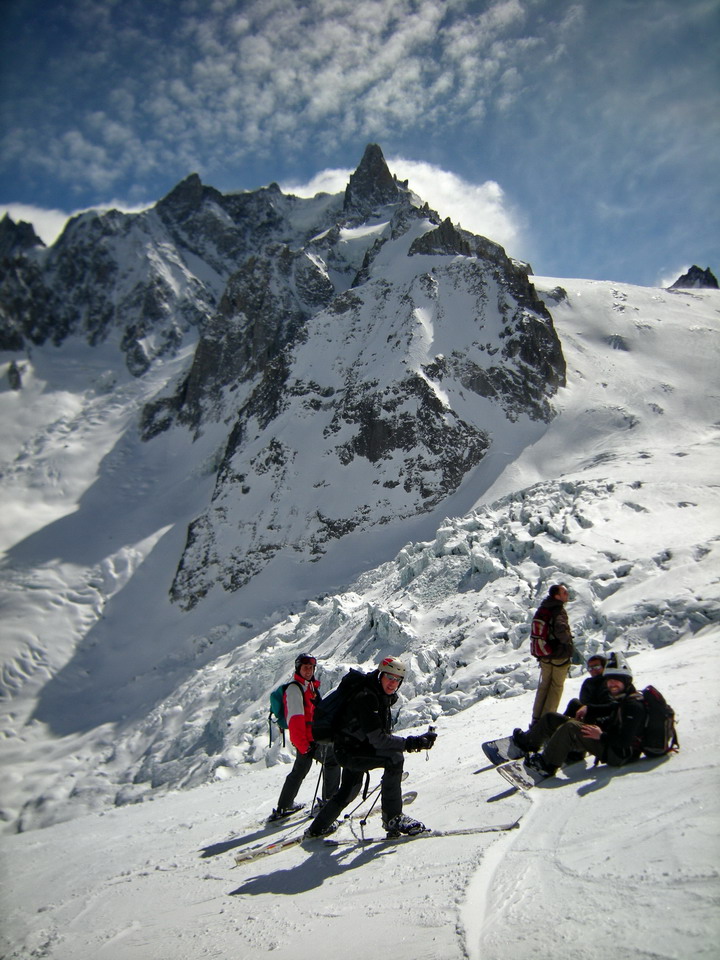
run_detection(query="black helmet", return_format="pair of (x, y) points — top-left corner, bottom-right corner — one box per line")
(295, 653), (317, 674)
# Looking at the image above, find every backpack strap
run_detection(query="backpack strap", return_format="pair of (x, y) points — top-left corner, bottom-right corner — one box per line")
(268, 711), (288, 748)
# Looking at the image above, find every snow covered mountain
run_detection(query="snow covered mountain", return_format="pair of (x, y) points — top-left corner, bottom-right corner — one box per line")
(0, 146), (718, 844)
(1, 146), (719, 960)
(1, 146), (565, 616)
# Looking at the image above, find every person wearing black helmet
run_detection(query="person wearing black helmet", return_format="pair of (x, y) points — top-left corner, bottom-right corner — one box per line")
(513, 651), (647, 783)
(304, 656), (437, 838)
(270, 653), (341, 821)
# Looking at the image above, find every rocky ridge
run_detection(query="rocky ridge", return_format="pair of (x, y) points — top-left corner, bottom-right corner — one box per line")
(1, 144), (565, 611)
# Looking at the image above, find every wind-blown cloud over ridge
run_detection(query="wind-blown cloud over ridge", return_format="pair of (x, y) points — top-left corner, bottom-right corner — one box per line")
(0, 202), (153, 247)
(2, 160), (522, 253)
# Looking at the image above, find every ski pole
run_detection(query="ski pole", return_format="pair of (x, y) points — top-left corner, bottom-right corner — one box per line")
(426, 725), (436, 761)
(343, 780), (382, 821)
(359, 786), (382, 826)
(352, 780), (383, 844)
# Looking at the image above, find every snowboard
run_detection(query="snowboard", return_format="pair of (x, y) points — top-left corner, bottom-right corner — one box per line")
(496, 758), (548, 792)
(481, 736), (525, 766)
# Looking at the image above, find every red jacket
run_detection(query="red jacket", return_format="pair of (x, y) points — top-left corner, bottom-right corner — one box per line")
(284, 673), (320, 754)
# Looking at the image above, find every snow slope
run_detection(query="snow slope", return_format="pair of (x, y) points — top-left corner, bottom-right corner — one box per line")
(0, 633), (717, 960)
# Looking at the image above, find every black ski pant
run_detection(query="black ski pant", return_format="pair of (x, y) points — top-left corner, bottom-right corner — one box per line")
(276, 744), (341, 811)
(306, 747), (405, 833)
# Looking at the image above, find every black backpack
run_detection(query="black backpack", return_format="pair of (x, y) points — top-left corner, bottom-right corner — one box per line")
(639, 685), (679, 756)
(311, 669), (367, 744)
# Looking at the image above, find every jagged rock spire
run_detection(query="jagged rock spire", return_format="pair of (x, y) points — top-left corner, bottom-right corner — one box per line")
(669, 265), (718, 289)
(344, 143), (400, 213)
(0, 213), (44, 258)
(156, 173), (206, 220)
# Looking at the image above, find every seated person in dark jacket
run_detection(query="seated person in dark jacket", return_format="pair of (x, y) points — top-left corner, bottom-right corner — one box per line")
(563, 653), (613, 717)
(513, 652), (646, 779)
(304, 656), (436, 838)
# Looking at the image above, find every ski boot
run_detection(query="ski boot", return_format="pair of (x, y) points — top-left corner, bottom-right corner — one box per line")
(303, 820), (339, 839)
(267, 802), (304, 822)
(383, 813), (426, 837)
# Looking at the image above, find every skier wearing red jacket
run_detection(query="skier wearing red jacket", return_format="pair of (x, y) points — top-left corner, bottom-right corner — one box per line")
(270, 654), (341, 821)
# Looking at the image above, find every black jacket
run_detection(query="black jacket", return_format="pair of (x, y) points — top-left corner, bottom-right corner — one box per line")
(587, 686), (646, 766)
(336, 670), (406, 756)
(579, 674), (613, 708)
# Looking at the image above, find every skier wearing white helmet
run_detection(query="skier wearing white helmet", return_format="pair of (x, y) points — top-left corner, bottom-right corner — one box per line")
(304, 655), (436, 839)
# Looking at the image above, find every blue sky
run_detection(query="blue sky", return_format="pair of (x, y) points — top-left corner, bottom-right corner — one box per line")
(1, 0), (717, 286)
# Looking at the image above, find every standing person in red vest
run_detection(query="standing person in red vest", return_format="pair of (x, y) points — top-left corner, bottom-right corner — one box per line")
(270, 653), (340, 821)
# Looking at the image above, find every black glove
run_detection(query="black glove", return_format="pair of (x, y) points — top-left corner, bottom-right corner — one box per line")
(405, 732), (437, 752)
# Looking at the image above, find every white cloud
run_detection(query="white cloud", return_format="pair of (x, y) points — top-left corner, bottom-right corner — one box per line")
(656, 265), (690, 289)
(2, 0), (555, 196)
(0, 204), (71, 246)
(391, 157), (524, 252)
(281, 169), (351, 198)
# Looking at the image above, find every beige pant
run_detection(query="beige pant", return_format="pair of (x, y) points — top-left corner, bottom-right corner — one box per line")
(532, 659), (571, 723)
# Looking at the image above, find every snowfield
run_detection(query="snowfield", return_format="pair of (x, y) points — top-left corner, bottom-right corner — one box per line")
(1, 633), (717, 960)
(1, 277), (719, 957)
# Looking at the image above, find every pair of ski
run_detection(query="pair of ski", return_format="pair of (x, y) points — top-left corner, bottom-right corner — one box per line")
(234, 817), (521, 865)
(237, 784), (416, 864)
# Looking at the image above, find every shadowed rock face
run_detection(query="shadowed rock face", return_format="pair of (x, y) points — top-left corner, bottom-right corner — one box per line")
(0, 214), (44, 260)
(344, 143), (401, 214)
(0, 144), (566, 609)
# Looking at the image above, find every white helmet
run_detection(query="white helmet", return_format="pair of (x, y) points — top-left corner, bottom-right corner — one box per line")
(378, 656), (406, 680)
(603, 651), (633, 683)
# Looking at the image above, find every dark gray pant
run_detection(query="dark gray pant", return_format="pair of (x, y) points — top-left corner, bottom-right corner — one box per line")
(306, 748), (405, 833)
(276, 744), (341, 811)
(526, 712), (603, 771)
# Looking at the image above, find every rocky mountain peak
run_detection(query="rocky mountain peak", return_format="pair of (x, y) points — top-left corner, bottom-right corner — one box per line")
(669, 265), (718, 289)
(343, 143), (401, 213)
(156, 172), (211, 221)
(409, 217), (473, 257)
(0, 214), (45, 259)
